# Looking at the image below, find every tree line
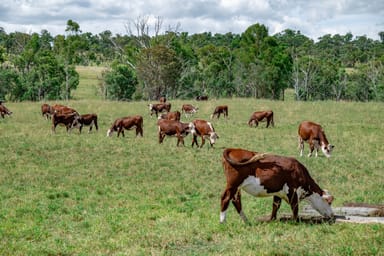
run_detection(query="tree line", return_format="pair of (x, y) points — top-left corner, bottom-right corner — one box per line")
(0, 18), (383, 102)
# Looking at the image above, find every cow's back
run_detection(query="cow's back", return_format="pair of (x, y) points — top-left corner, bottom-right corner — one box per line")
(298, 121), (321, 140)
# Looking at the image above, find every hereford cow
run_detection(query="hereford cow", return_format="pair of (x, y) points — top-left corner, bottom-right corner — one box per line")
(148, 103), (171, 117)
(41, 103), (53, 120)
(196, 95), (208, 101)
(52, 112), (82, 133)
(157, 119), (193, 146)
(107, 115), (143, 137)
(158, 111), (181, 121)
(211, 105), (228, 119)
(181, 104), (198, 118)
(190, 119), (219, 148)
(0, 103), (12, 118)
(78, 113), (99, 133)
(298, 121), (334, 158)
(248, 110), (274, 128)
(220, 148), (334, 223)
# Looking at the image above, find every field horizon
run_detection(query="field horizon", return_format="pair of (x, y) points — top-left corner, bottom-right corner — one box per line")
(0, 66), (383, 255)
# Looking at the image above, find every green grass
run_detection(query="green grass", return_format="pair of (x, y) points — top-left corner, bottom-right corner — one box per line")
(0, 69), (383, 255)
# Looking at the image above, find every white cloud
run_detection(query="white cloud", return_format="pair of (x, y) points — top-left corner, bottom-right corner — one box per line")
(0, 0), (382, 40)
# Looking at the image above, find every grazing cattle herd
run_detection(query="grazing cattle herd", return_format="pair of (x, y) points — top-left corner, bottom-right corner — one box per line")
(1, 97), (337, 223)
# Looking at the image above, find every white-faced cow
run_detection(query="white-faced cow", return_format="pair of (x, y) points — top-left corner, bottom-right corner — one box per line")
(107, 115), (143, 138)
(248, 110), (274, 128)
(181, 104), (198, 118)
(298, 121), (334, 158)
(51, 112), (82, 133)
(211, 105), (228, 119)
(158, 111), (181, 121)
(78, 113), (98, 133)
(190, 119), (219, 148)
(148, 103), (171, 117)
(41, 103), (53, 120)
(157, 119), (193, 146)
(220, 148), (335, 223)
(0, 103), (12, 118)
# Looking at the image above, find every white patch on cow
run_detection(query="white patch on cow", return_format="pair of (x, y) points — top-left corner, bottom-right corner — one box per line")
(107, 129), (113, 137)
(148, 104), (153, 111)
(240, 176), (290, 202)
(295, 186), (308, 200)
(189, 122), (196, 135)
(220, 210), (227, 223)
(306, 192), (334, 218)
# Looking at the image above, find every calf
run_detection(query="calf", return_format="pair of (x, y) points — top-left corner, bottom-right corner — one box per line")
(107, 115), (143, 137)
(52, 112), (81, 133)
(157, 119), (193, 146)
(220, 148), (334, 223)
(190, 119), (219, 148)
(181, 104), (198, 118)
(78, 113), (99, 133)
(41, 103), (53, 119)
(158, 111), (181, 121)
(148, 103), (171, 117)
(298, 121), (334, 158)
(0, 104), (12, 118)
(248, 110), (274, 128)
(211, 105), (228, 119)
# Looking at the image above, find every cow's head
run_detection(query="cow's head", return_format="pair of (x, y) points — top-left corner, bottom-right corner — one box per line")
(321, 143), (334, 158)
(148, 104), (153, 111)
(106, 129), (113, 137)
(209, 132), (219, 145)
(306, 190), (334, 219)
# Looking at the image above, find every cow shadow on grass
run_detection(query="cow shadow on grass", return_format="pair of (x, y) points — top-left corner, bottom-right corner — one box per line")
(257, 215), (336, 225)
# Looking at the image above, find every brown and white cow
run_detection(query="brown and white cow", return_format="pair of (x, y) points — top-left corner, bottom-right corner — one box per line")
(148, 103), (171, 117)
(157, 119), (193, 146)
(52, 112), (82, 133)
(298, 121), (334, 158)
(181, 104), (198, 118)
(248, 110), (274, 128)
(211, 105), (228, 119)
(158, 110), (181, 121)
(0, 103), (12, 118)
(78, 113), (99, 133)
(107, 115), (143, 137)
(190, 119), (219, 148)
(41, 103), (54, 120)
(220, 148), (334, 223)
(196, 95), (208, 101)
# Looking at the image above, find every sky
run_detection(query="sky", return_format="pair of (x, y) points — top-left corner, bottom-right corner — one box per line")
(0, 0), (383, 41)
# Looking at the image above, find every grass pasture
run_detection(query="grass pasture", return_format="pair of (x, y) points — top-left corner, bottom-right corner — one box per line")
(0, 71), (383, 255)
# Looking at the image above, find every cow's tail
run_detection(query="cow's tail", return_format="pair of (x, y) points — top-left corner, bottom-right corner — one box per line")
(223, 148), (266, 166)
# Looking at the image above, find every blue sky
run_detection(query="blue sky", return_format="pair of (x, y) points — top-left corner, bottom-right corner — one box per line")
(0, 0), (383, 40)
